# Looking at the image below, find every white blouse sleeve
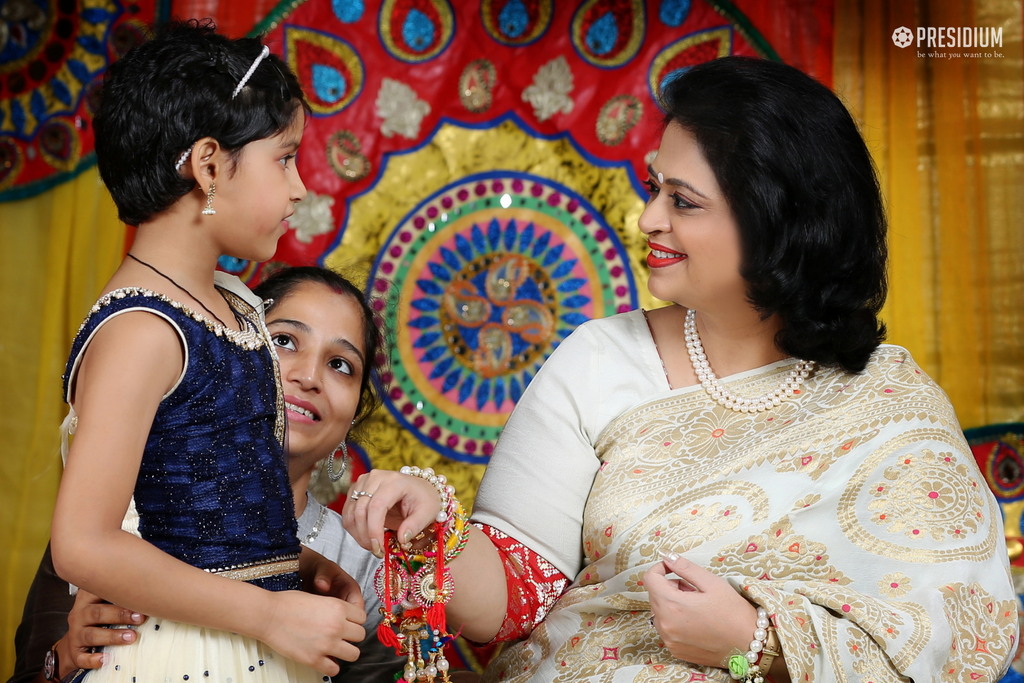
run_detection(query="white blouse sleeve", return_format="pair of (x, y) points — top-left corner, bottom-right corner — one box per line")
(472, 311), (666, 578)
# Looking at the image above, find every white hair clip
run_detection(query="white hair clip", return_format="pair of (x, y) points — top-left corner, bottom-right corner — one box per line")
(174, 46), (271, 171)
(174, 144), (195, 172)
(232, 45), (270, 99)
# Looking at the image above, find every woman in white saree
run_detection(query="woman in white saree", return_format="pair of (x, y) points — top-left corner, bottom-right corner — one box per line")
(343, 56), (1017, 682)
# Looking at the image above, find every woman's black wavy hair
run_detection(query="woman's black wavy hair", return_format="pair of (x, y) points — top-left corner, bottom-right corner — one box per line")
(94, 18), (308, 226)
(660, 56), (887, 373)
(253, 266), (382, 431)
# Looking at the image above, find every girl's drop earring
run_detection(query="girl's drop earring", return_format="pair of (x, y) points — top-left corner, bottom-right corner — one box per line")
(201, 182), (217, 216)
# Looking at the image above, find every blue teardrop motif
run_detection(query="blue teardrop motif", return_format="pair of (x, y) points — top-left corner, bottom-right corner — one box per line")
(428, 262), (452, 281)
(430, 357), (454, 380)
(422, 346), (447, 362)
(471, 224), (487, 252)
(552, 259), (577, 278)
(458, 375), (475, 404)
(402, 9), (436, 52)
(659, 0), (691, 27)
(332, 0), (365, 23)
(414, 332), (442, 349)
(558, 278), (587, 293)
(442, 369), (462, 393)
(502, 220), (517, 251)
(493, 378), (506, 406)
(416, 279), (445, 296)
(441, 246), (461, 271)
(585, 12), (619, 55)
(475, 379), (491, 409)
(543, 244), (564, 267)
(510, 377), (523, 403)
(498, 0), (529, 38)
(412, 298), (440, 312)
(487, 218), (502, 249)
(563, 295), (590, 308)
(518, 222), (535, 252)
(531, 232), (551, 258)
(312, 64), (347, 104)
(455, 234), (474, 261)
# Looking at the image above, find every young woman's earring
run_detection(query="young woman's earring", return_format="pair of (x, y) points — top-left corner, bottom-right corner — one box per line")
(327, 441), (349, 482)
(201, 182), (217, 216)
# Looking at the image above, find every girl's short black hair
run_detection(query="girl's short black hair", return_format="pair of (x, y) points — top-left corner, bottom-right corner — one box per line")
(94, 19), (308, 226)
(660, 56), (887, 373)
(253, 266), (382, 430)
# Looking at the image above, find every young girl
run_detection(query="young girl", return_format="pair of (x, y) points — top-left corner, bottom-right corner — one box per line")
(50, 21), (364, 682)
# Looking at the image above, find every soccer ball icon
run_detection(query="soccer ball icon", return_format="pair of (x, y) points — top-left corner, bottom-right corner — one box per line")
(892, 26), (914, 48)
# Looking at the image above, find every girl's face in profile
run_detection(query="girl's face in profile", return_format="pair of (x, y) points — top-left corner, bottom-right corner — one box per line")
(265, 281), (367, 467)
(214, 109), (308, 263)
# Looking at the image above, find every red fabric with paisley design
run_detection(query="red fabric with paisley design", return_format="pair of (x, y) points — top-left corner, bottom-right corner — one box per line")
(246, 0), (831, 267)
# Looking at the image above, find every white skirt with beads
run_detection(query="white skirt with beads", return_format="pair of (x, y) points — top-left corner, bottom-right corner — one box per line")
(78, 617), (330, 683)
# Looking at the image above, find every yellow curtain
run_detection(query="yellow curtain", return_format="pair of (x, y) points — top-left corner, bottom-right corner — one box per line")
(835, 0), (1024, 429)
(0, 167), (125, 673)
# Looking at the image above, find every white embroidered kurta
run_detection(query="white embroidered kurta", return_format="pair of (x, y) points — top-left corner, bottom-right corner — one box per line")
(474, 310), (1016, 682)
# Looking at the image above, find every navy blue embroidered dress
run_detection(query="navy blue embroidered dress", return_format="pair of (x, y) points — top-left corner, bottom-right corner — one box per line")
(62, 287), (326, 682)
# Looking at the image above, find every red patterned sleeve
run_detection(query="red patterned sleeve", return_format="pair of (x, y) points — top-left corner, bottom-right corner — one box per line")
(475, 523), (570, 642)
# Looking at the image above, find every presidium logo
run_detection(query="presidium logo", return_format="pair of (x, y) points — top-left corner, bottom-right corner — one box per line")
(891, 25), (1004, 56)
(892, 26), (914, 48)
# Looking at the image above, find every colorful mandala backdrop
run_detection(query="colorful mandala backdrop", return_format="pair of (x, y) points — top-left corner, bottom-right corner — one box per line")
(234, 0), (833, 512)
(0, 0), (157, 200)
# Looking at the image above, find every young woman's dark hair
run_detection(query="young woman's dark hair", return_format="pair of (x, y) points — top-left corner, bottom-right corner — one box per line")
(253, 266), (383, 429)
(659, 56), (887, 373)
(94, 19), (309, 226)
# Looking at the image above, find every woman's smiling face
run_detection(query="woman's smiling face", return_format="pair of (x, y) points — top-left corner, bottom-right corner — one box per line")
(637, 123), (746, 312)
(265, 280), (367, 470)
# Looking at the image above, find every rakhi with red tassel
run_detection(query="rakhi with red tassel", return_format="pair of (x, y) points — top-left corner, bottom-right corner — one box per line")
(374, 470), (469, 683)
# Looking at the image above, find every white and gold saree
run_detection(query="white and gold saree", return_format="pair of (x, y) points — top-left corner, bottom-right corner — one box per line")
(475, 310), (1016, 682)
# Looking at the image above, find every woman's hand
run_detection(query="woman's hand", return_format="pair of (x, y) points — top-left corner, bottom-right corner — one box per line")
(260, 590), (366, 675)
(644, 552), (759, 668)
(342, 468), (444, 557)
(58, 589), (146, 676)
(299, 546), (364, 610)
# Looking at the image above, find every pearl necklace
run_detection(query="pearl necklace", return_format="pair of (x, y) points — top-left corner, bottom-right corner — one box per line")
(684, 308), (816, 413)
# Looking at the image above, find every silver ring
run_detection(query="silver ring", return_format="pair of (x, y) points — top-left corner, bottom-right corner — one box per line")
(351, 490), (373, 500)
